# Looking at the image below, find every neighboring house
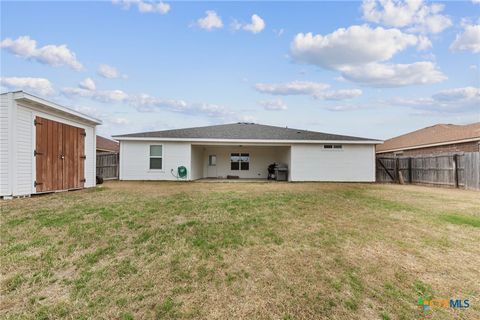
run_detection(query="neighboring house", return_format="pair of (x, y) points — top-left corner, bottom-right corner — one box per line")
(376, 123), (480, 157)
(113, 123), (382, 182)
(0, 91), (101, 197)
(96, 135), (119, 154)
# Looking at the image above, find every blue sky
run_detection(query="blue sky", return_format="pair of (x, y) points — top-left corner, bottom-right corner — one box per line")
(1, 0), (479, 139)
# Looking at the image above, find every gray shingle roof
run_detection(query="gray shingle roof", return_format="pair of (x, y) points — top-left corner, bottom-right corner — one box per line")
(113, 123), (378, 142)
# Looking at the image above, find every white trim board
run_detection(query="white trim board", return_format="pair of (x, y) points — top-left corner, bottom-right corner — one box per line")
(114, 137), (382, 145)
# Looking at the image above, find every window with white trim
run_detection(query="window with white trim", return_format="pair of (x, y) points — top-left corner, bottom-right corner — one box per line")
(149, 145), (163, 170)
(231, 153), (249, 170)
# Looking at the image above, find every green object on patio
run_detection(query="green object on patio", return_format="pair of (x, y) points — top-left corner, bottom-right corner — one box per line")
(178, 166), (187, 178)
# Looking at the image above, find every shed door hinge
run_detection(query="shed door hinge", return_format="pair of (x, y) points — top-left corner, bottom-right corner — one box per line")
(34, 150), (43, 156)
(34, 181), (43, 187)
(80, 155), (86, 159)
(80, 179), (86, 182)
(34, 119), (42, 126)
(80, 132), (86, 136)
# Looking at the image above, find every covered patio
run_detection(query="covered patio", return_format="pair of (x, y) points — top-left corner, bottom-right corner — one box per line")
(190, 144), (291, 181)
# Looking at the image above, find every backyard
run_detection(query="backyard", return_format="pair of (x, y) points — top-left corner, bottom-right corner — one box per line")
(1, 181), (479, 319)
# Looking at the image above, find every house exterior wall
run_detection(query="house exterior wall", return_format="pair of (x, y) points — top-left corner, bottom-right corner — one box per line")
(190, 145), (204, 180)
(119, 141), (192, 180)
(200, 145), (291, 179)
(0, 95), (97, 197)
(377, 141), (480, 157)
(290, 144), (376, 182)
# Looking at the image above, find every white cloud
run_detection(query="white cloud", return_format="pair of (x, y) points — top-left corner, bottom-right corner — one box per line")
(63, 87), (129, 103)
(98, 64), (127, 79)
(291, 25), (418, 70)
(259, 99), (288, 111)
(129, 94), (233, 117)
(361, 0), (452, 34)
(473, 0), (480, 4)
(390, 86), (480, 113)
(417, 35), (432, 50)
(340, 61), (446, 87)
(273, 28), (284, 37)
(79, 77), (96, 91)
(197, 11), (223, 31)
(255, 81), (330, 95)
(0, 77), (55, 96)
(110, 117), (130, 125)
(432, 86), (480, 102)
(255, 81), (363, 100)
(326, 105), (364, 112)
(130, 93), (232, 117)
(243, 14), (266, 34)
(232, 14), (266, 34)
(450, 24), (480, 53)
(63, 79), (128, 103)
(0, 36), (83, 70)
(315, 89), (363, 100)
(113, 0), (170, 14)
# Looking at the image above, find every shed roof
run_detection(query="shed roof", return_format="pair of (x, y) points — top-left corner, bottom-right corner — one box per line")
(113, 122), (380, 143)
(2, 91), (102, 125)
(376, 123), (480, 153)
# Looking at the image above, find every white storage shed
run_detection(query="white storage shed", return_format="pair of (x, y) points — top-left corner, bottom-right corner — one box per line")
(0, 91), (101, 197)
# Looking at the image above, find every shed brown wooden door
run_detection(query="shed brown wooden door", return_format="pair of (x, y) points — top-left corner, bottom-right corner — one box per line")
(35, 116), (85, 193)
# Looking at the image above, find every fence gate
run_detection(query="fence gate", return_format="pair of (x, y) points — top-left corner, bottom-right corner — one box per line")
(96, 153), (119, 180)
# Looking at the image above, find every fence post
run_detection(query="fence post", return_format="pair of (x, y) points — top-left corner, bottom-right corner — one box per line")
(395, 157), (400, 183)
(408, 157), (412, 184)
(453, 154), (459, 188)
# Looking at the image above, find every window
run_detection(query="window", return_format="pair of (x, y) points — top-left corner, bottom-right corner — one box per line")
(208, 155), (216, 166)
(231, 153), (249, 170)
(240, 153), (250, 170)
(324, 144), (342, 150)
(149, 145), (163, 170)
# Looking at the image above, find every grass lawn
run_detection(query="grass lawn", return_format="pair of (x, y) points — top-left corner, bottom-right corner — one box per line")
(1, 181), (479, 319)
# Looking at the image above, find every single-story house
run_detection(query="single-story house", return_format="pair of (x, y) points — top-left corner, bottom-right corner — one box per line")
(113, 123), (382, 182)
(96, 135), (120, 154)
(376, 123), (480, 156)
(0, 91), (101, 198)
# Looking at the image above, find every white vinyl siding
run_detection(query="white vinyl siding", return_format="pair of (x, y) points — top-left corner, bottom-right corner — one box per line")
(290, 144), (375, 182)
(120, 141), (191, 180)
(0, 94), (10, 196)
(14, 106), (34, 195)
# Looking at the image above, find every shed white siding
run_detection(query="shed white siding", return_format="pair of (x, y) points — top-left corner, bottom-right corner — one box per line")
(290, 144), (376, 182)
(119, 141), (192, 180)
(0, 93), (99, 197)
(0, 94), (11, 195)
(14, 106), (34, 195)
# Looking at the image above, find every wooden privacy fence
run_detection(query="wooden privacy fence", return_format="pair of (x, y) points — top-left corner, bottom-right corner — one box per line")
(376, 152), (480, 190)
(96, 153), (119, 180)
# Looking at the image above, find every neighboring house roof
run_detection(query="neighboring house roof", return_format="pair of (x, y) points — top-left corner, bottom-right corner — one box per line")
(376, 123), (480, 153)
(97, 135), (120, 153)
(1, 91), (102, 125)
(113, 123), (381, 143)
